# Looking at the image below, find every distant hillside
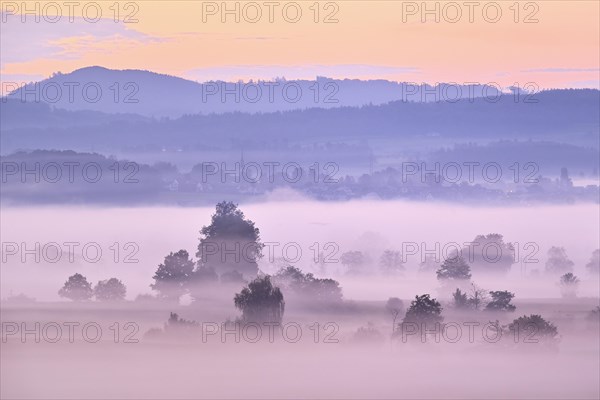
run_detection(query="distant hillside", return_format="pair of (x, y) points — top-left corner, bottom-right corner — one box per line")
(3, 66), (506, 118)
(2, 89), (598, 152)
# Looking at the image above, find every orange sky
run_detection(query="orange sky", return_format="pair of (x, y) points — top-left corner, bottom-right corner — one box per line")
(1, 1), (599, 88)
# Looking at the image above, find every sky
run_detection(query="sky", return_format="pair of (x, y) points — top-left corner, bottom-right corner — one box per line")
(1, 1), (599, 88)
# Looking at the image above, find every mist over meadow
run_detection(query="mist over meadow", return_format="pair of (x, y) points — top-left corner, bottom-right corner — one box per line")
(2, 199), (599, 399)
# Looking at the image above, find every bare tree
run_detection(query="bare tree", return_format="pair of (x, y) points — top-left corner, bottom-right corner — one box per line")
(467, 283), (489, 310)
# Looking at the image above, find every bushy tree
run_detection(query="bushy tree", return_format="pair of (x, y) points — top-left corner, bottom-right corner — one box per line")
(234, 276), (285, 323)
(305, 277), (343, 303)
(452, 288), (469, 309)
(94, 278), (127, 301)
(508, 314), (558, 342)
(151, 250), (195, 302)
(341, 251), (367, 275)
(273, 266), (343, 303)
(379, 250), (405, 275)
(58, 273), (93, 301)
(545, 246), (574, 275)
(485, 290), (516, 312)
(559, 272), (580, 298)
(273, 265), (306, 287)
(401, 294), (443, 326)
(196, 201), (263, 279)
(459, 234), (515, 275)
(436, 256), (472, 281)
(586, 249), (599, 275)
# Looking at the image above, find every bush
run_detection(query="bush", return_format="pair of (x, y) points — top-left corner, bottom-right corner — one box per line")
(508, 314), (558, 342)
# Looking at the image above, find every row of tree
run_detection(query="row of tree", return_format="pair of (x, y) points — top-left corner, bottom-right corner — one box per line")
(391, 293), (558, 342)
(58, 274), (126, 301)
(344, 244), (599, 277)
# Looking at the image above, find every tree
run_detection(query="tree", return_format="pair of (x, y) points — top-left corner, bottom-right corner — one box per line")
(401, 294), (443, 326)
(385, 297), (404, 334)
(485, 290), (516, 312)
(273, 266), (343, 304)
(452, 288), (469, 309)
(58, 273), (93, 301)
(273, 265), (306, 287)
(508, 315), (558, 342)
(586, 249), (599, 275)
(545, 246), (574, 275)
(234, 276), (285, 324)
(436, 256), (472, 281)
(459, 234), (515, 275)
(341, 251), (367, 275)
(559, 272), (580, 298)
(379, 250), (405, 275)
(151, 250), (195, 302)
(467, 283), (489, 310)
(196, 202), (264, 279)
(94, 278), (127, 301)
(305, 277), (343, 303)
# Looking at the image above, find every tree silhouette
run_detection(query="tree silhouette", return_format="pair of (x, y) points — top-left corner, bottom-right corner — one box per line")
(401, 294), (443, 326)
(151, 250), (195, 302)
(273, 266), (343, 303)
(545, 246), (574, 275)
(58, 273), (93, 301)
(559, 273), (580, 298)
(385, 297), (404, 334)
(586, 249), (599, 275)
(459, 234), (515, 275)
(436, 256), (472, 281)
(452, 288), (469, 309)
(467, 283), (489, 310)
(341, 251), (366, 275)
(379, 250), (405, 275)
(197, 201), (264, 279)
(273, 265), (306, 287)
(485, 290), (516, 311)
(94, 278), (127, 301)
(508, 314), (558, 342)
(234, 276), (285, 324)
